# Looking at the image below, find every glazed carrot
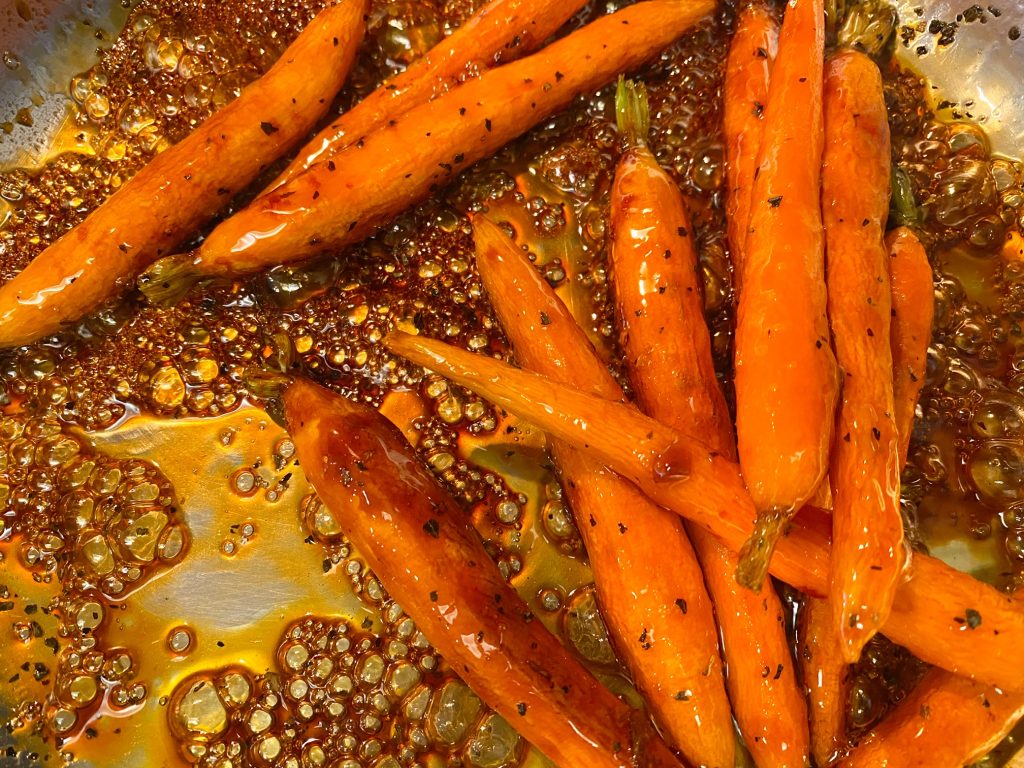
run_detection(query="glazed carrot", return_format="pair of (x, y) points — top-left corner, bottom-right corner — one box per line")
(724, 1), (778, 280)
(802, 226), (933, 766)
(822, 50), (901, 661)
(610, 80), (808, 768)
(841, 668), (1024, 768)
(270, 0), (591, 185)
(0, 0), (368, 348)
(382, 332), (1024, 692)
(733, 0), (838, 590)
(138, 0), (714, 303)
(472, 214), (735, 767)
(886, 226), (934, 462)
(277, 376), (684, 768)
(799, 597), (848, 766)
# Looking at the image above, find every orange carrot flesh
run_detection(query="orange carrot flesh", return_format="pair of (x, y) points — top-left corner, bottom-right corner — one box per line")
(800, 597), (848, 767)
(472, 215), (736, 767)
(802, 220), (935, 766)
(886, 226), (934, 461)
(724, 1), (778, 281)
(609, 82), (809, 768)
(271, 0), (590, 185)
(840, 668), (1024, 768)
(144, 0), (713, 296)
(822, 50), (902, 661)
(733, 0), (838, 590)
(0, 0), (368, 347)
(382, 332), (1024, 693)
(281, 377), (684, 768)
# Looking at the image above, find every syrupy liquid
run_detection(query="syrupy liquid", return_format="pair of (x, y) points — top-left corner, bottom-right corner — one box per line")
(0, 0), (1022, 765)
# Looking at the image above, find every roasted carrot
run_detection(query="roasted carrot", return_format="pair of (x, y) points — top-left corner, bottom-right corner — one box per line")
(799, 597), (848, 767)
(610, 79), (808, 768)
(382, 332), (1024, 693)
(270, 0), (591, 185)
(0, 0), (368, 348)
(724, 1), (778, 281)
(802, 222), (934, 766)
(276, 375), (684, 768)
(840, 668), (1024, 767)
(733, 0), (838, 590)
(472, 214), (735, 767)
(886, 226), (934, 462)
(138, 0), (714, 303)
(822, 49), (901, 661)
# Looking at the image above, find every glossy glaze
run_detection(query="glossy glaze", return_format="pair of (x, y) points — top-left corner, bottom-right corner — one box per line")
(822, 50), (903, 660)
(610, 139), (812, 768)
(383, 332), (1024, 692)
(0, 0), (367, 347)
(733, 0), (838, 521)
(281, 377), (684, 768)
(186, 0), (715, 277)
(270, 0), (591, 185)
(472, 215), (735, 768)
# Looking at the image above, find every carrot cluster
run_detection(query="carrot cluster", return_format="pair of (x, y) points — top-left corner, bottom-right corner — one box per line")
(3, 0), (1022, 766)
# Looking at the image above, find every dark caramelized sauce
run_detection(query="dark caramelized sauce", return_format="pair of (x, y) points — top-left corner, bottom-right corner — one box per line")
(0, 0), (1022, 765)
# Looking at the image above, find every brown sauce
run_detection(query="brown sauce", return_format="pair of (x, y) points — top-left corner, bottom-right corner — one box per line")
(0, 0), (1022, 764)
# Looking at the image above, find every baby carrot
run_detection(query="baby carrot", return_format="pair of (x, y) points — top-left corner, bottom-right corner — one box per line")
(799, 597), (848, 766)
(802, 222), (933, 766)
(733, 0), (838, 590)
(886, 226), (934, 462)
(382, 332), (1024, 693)
(472, 214), (736, 767)
(0, 0), (368, 348)
(724, 1), (778, 280)
(610, 80), (809, 768)
(840, 668), (1024, 768)
(271, 0), (591, 185)
(138, 0), (714, 303)
(277, 376), (684, 768)
(822, 49), (901, 661)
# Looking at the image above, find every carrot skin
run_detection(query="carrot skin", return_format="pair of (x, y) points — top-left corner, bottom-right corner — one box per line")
(271, 0), (591, 185)
(609, 141), (810, 768)
(733, 0), (838, 587)
(840, 668), (1024, 768)
(383, 332), (1024, 693)
(799, 597), (847, 766)
(822, 50), (902, 661)
(724, 1), (778, 281)
(472, 216), (735, 767)
(183, 0), (714, 279)
(281, 377), (683, 768)
(0, 0), (368, 347)
(886, 226), (934, 462)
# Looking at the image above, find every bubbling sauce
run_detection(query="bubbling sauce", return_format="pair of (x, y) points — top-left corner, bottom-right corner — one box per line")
(0, 0), (1023, 764)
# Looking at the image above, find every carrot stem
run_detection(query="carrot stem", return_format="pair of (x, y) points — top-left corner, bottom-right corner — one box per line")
(382, 331), (1024, 694)
(614, 77), (651, 148)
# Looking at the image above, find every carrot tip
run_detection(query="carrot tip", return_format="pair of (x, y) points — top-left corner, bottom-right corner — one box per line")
(614, 76), (650, 148)
(137, 252), (203, 306)
(735, 508), (789, 590)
